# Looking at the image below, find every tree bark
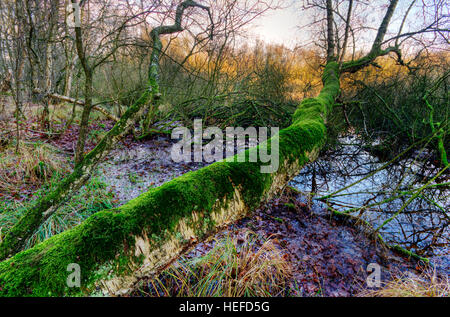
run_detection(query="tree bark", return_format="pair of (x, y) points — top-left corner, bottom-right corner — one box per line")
(325, 0), (336, 62)
(72, 0), (93, 165)
(74, 70), (93, 164)
(339, 0), (353, 64)
(32, 89), (119, 122)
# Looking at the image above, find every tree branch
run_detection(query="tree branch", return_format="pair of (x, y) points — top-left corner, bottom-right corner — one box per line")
(325, 0), (336, 62)
(341, 0), (400, 73)
(32, 89), (119, 122)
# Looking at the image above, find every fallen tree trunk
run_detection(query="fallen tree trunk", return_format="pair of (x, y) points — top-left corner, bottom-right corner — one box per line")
(0, 62), (340, 296)
(32, 89), (119, 122)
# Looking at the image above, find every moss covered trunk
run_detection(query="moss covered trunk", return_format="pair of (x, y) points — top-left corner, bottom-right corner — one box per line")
(0, 62), (340, 296)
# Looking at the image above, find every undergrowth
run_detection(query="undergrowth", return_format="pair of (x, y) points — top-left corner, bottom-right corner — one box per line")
(0, 176), (116, 249)
(0, 141), (69, 196)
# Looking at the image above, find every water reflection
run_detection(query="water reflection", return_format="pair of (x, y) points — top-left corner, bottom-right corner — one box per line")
(290, 135), (449, 274)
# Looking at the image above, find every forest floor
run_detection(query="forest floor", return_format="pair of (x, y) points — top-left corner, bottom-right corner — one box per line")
(0, 110), (447, 296)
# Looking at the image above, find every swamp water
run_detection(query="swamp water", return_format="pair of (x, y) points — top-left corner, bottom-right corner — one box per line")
(290, 135), (449, 275)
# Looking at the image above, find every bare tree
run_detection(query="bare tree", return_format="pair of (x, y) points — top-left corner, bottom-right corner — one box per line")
(0, 0), (27, 153)
(24, 0), (60, 130)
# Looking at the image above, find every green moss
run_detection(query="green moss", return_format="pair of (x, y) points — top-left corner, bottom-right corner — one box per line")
(284, 203), (296, 210)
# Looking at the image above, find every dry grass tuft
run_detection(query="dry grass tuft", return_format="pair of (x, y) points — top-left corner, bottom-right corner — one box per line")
(141, 230), (293, 297)
(0, 141), (68, 194)
(360, 269), (449, 297)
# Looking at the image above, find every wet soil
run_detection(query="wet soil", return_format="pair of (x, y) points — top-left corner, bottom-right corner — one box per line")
(95, 134), (206, 203)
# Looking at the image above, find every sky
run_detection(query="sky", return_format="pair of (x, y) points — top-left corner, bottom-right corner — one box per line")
(245, 0), (448, 52)
(250, 2), (305, 48)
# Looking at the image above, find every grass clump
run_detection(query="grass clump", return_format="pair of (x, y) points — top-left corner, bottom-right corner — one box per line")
(137, 231), (293, 297)
(0, 141), (68, 195)
(360, 270), (449, 297)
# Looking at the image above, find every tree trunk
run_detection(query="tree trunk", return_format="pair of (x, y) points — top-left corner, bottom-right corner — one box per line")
(41, 46), (52, 131)
(63, 57), (75, 97)
(32, 89), (119, 122)
(0, 62), (341, 296)
(325, 0), (335, 62)
(74, 71), (93, 164)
